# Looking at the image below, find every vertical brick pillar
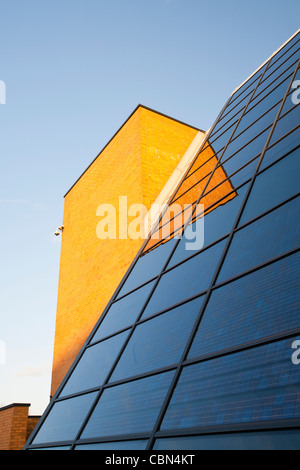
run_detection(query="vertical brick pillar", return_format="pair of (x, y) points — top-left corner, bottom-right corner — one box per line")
(0, 404), (40, 450)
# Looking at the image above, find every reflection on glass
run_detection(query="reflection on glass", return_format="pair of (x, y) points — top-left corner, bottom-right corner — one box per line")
(240, 148), (300, 225)
(270, 106), (300, 145)
(236, 75), (292, 134)
(260, 126), (300, 169)
(268, 36), (300, 70)
(161, 337), (300, 431)
(220, 127), (270, 167)
(142, 239), (227, 319)
(231, 103), (279, 147)
(189, 252), (300, 359)
(153, 430), (300, 450)
(32, 392), (97, 445)
(81, 371), (174, 439)
(111, 296), (203, 382)
(218, 196), (300, 283)
(251, 61), (297, 104)
(116, 240), (177, 297)
(75, 440), (148, 450)
(92, 281), (156, 342)
(169, 184), (248, 267)
(60, 331), (129, 397)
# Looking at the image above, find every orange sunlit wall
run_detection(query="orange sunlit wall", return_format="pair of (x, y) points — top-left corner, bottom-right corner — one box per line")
(51, 105), (201, 396)
(143, 140), (236, 252)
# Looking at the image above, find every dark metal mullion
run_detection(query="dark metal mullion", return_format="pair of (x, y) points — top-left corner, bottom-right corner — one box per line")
(264, 39), (300, 77)
(218, 63), (295, 142)
(158, 176), (249, 240)
(168, 97), (231, 203)
(70, 65), (263, 449)
(251, 57), (299, 105)
(163, 189), (300, 279)
(149, 59), (269, 275)
(75, 432), (151, 445)
(154, 418), (300, 439)
(212, 246), (300, 292)
(241, 70), (295, 118)
(152, 61), (300, 448)
(221, 75), (262, 121)
(145, 63), (272, 451)
(229, 98), (284, 145)
(200, 154), (259, 199)
(183, 327), (300, 369)
(147, 57), (298, 449)
(159, 59), (271, 261)
(246, 140), (300, 176)
(184, 152), (220, 182)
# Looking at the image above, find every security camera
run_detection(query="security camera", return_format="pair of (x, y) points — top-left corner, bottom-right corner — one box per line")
(54, 225), (64, 236)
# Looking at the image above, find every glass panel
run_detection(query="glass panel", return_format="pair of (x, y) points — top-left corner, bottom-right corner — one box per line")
(236, 75), (292, 135)
(59, 331), (129, 397)
(31, 392), (97, 445)
(270, 106), (300, 145)
(75, 440), (148, 450)
(224, 71), (263, 116)
(218, 196), (300, 283)
(261, 126), (300, 169)
(218, 91), (253, 129)
(217, 157), (258, 191)
(168, 184), (249, 267)
(142, 239), (227, 318)
(252, 60), (298, 104)
(209, 121), (237, 153)
(153, 430), (300, 450)
(219, 128), (269, 175)
(91, 281), (156, 342)
(233, 103), (280, 144)
(161, 337), (300, 431)
(202, 158), (256, 205)
(268, 36), (300, 70)
(117, 239), (177, 297)
(228, 73), (260, 107)
(221, 122), (273, 166)
(281, 90), (299, 116)
(30, 446), (71, 450)
(240, 148), (300, 225)
(280, 66), (300, 114)
(110, 296), (203, 382)
(209, 111), (240, 142)
(189, 252), (300, 359)
(81, 371), (174, 439)
(260, 49), (299, 94)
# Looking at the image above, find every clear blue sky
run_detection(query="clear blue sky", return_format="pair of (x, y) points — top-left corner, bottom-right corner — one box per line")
(0, 0), (299, 415)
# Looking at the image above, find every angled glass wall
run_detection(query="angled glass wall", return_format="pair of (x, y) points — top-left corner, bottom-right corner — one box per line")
(24, 30), (300, 450)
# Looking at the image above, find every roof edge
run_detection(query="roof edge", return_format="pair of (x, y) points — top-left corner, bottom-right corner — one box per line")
(231, 29), (300, 97)
(64, 104), (204, 198)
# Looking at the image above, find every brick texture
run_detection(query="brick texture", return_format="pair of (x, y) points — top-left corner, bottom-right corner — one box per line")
(50, 106), (199, 396)
(0, 404), (40, 450)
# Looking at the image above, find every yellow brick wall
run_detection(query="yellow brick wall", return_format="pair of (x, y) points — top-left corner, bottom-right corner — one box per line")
(51, 106), (199, 396)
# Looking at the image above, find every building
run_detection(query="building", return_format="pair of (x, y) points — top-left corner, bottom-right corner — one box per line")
(50, 105), (203, 397)
(24, 30), (300, 450)
(0, 404), (40, 451)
